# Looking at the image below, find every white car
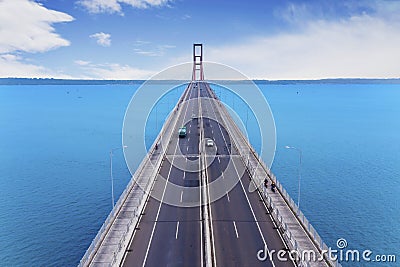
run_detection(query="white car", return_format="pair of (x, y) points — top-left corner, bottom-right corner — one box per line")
(206, 139), (214, 147)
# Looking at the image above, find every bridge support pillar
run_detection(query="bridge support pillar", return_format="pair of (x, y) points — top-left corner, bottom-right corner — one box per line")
(192, 43), (204, 81)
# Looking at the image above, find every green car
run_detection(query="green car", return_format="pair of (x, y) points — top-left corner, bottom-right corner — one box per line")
(178, 127), (187, 137)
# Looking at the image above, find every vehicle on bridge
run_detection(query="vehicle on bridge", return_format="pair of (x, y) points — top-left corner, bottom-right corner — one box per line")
(206, 139), (214, 147)
(178, 126), (187, 137)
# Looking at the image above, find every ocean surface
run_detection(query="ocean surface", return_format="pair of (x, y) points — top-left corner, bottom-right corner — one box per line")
(0, 82), (399, 266)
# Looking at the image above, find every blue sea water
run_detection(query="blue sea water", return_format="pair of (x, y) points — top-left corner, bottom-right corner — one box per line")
(0, 83), (399, 266)
(265, 84), (400, 266)
(0, 85), (134, 266)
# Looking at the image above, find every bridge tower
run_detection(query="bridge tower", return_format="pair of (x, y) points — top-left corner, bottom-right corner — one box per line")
(192, 43), (204, 81)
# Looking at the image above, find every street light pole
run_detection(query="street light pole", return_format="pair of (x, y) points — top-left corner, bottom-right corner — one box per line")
(285, 145), (302, 209)
(110, 145), (128, 208)
(155, 105), (158, 131)
(245, 109), (248, 130)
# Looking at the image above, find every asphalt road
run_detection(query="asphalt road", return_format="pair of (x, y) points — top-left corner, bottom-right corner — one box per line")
(202, 83), (294, 267)
(121, 82), (295, 267)
(122, 82), (203, 267)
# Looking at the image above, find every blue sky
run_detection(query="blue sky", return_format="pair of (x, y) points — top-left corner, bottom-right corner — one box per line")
(1, 0), (400, 79)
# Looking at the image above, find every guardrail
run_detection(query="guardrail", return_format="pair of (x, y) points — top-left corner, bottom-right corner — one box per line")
(78, 82), (192, 267)
(198, 82), (215, 267)
(253, 170), (341, 267)
(108, 83), (193, 265)
(207, 84), (341, 267)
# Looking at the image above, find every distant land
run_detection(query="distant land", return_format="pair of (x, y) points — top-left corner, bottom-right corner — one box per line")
(0, 78), (144, 85)
(1, 78), (400, 85)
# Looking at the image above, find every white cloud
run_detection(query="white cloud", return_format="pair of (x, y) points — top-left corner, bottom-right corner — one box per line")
(74, 60), (154, 79)
(78, 0), (172, 14)
(133, 43), (175, 57)
(90, 32), (112, 47)
(205, 14), (400, 79)
(276, 2), (312, 25)
(0, 54), (44, 77)
(0, 0), (73, 78)
(0, 54), (71, 78)
(74, 60), (91, 66)
(134, 40), (151, 46)
(0, 0), (74, 54)
(134, 49), (159, 56)
(160, 44), (176, 49)
(78, 0), (122, 14)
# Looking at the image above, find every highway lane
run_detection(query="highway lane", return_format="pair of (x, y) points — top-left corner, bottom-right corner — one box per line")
(201, 83), (267, 266)
(201, 82), (295, 267)
(121, 81), (295, 267)
(122, 82), (203, 267)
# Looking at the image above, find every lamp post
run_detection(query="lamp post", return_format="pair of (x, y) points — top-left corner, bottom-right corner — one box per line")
(155, 105), (158, 131)
(155, 102), (168, 131)
(245, 109), (249, 130)
(110, 145), (128, 208)
(285, 145), (302, 209)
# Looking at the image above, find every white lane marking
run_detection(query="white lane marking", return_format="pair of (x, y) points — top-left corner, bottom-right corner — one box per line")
(198, 100), (204, 267)
(141, 83), (191, 267)
(211, 130), (213, 134)
(202, 89), (217, 267)
(188, 137), (190, 142)
(233, 221), (239, 238)
(189, 130), (191, 134)
(198, 85), (204, 267)
(226, 191), (230, 202)
(233, 159), (276, 267)
(207, 85), (276, 267)
(180, 191), (183, 202)
(183, 172), (186, 179)
(186, 146), (189, 152)
(217, 157), (220, 163)
(176, 221), (180, 239)
(142, 149), (176, 267)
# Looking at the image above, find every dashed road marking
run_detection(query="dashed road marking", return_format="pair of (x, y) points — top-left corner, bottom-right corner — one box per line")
(233, 221), (239, 238)
(176, 221), (180, 239)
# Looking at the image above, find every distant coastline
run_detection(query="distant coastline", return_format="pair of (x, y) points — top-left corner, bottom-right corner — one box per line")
(0, 78), (144, 85)
(1, 77), (400, 85)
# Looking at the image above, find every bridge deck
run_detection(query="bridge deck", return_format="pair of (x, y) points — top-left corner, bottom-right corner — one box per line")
(81, 81), (338, 267)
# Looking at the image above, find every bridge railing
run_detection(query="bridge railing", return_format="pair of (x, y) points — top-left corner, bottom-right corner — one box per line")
(108, 84), (192, 265)
(258, 172), (341, 267)
(207, 84), (341, 267)
(78, 127), (165, 267)
(79, 82), (192, 267)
